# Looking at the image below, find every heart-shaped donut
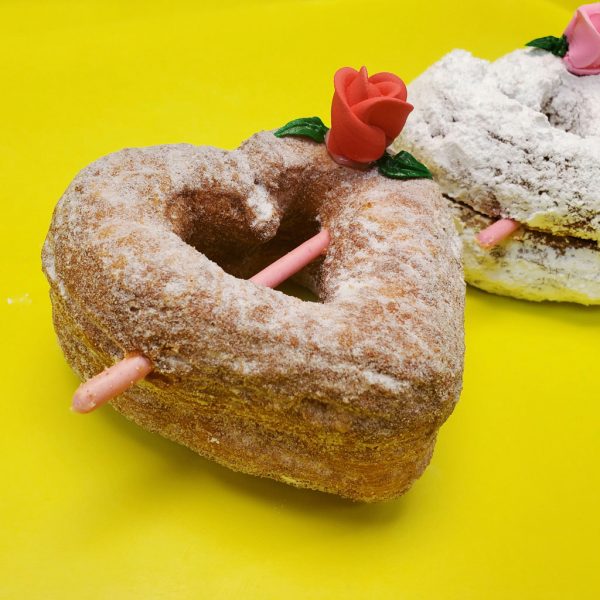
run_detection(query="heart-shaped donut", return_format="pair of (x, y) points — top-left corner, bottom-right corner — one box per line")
(42, 132), (464, 501)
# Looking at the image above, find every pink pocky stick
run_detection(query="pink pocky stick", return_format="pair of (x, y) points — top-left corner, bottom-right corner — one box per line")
(476, 218), (520, 249)
(72, 229), (331, 413)
(72, 353), (153, 414)
(249, 229), (331, 288)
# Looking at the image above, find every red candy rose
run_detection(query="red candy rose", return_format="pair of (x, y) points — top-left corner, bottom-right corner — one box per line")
(326, 66), (413, 164)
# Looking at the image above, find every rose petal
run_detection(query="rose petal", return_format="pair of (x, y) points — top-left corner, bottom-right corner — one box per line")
(564, 4), (600, 74)
(352, 96), (414, 142)
(328, 90), (387, 162)
(345, 66), (377, 105)
(568, 12), (600, 63)
(372, 80), (407, 99)
(369, 72), (408, 100)
(326, 127), (386, 163)
(334, 67), (360, 106)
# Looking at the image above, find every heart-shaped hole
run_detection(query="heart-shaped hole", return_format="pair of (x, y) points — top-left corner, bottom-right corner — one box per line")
(168, 185), (324, 302)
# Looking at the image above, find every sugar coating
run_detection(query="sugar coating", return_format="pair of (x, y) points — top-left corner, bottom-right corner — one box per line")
(42, 132), (464, 501)
(392, 48), (600, 241)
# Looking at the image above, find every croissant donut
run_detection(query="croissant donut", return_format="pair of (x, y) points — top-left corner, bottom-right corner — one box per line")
(42, 132), (464, 501)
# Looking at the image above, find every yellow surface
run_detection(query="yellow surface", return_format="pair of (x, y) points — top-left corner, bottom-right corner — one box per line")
(1, 1), (598, 598)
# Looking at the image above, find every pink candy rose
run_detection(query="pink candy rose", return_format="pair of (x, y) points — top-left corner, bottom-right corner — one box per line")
(563, 3), (600, 75)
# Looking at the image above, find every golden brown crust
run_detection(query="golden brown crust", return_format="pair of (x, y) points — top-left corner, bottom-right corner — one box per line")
(42, 132), (464, 501)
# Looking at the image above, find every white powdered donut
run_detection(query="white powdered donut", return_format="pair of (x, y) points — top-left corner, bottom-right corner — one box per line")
(393, 48), (600, 304)
(394, 48), (600, 241)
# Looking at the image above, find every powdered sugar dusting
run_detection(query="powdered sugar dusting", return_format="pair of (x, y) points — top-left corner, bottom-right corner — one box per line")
(393, 48), (600, 241)
(42, 131), (465, 500)
(246, 183), (275, 224)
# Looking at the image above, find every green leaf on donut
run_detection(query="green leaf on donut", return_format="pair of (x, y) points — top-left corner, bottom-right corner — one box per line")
(377, 151), (433, 180)
(525, 35), (569, 58)
(274, 116), (329, 143)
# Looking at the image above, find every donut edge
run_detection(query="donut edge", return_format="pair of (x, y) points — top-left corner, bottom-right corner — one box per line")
(449, 200), (600, 305)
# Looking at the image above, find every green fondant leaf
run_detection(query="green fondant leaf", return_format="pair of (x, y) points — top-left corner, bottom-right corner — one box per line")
(525, 34), (569, 58)
(377, 151), (433, 180)
(274, 116), (329, 143)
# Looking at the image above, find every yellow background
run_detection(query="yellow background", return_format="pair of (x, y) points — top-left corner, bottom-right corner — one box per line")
(1, 0), (598, 598)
